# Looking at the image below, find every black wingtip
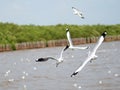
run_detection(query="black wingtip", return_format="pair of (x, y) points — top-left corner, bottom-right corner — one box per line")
(35, 58), (48, 62)
(66, 28), (69, 32)
(101, 31), (107, 38)
(64, 45), (69, 51)
(81, 16), (85, 19)
(72, 7), (74, 9)
(71, 72), (78, 77)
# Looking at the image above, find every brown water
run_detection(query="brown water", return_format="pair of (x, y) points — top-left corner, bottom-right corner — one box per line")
(0, 41), (120, 90)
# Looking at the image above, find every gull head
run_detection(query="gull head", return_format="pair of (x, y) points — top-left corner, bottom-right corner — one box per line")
(66, 28), (69, 32)
(102, 31), (107, 37)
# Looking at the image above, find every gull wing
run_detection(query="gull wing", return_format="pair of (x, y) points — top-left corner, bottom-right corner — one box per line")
(35, 57), (57, 62)
(66, 28), (73, 47)
(71, 46), (89, 50)
(72, 7), (79, 13)
(35, 57), (49, 62)
(71, 56), (92, 77)
(55, 47), (67, 67)
(36, 46), (67, 63)
(59, 46), (66, 59)
(92, 31), (107, 55)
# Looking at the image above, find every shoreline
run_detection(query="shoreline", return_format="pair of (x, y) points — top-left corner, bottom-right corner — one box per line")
(0, 35), (120, 52)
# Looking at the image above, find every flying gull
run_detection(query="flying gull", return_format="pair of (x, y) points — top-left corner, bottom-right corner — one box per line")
(64, 28), (89, 51)
(72, 7), (84, 19)
(35, 47), (66, 67)
(71, 31), (107, 77)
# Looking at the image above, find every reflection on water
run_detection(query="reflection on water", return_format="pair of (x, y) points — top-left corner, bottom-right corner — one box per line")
(0, 41), (120, 90)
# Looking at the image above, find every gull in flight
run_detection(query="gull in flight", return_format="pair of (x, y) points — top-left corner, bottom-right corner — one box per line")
(64, 28), (89, 51)
(35, 47), (66, 67)
(72, 7), (84, 19)
(71, 31), (107, 77)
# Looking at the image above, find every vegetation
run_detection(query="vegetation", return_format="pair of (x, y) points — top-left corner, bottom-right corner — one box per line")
(0, 22), (120, 45)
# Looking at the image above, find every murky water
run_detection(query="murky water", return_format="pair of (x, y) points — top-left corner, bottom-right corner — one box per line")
(0, 41), (120, 90)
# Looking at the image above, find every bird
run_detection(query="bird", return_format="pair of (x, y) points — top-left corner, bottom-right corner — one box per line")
(35, 47), (66, 67)
(71, 31), (107, 77)
(64, 28), (89, 51)
(72, 7), (84, 19)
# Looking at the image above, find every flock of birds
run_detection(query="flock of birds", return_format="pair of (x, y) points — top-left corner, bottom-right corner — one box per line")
(35, 7), (107, 77)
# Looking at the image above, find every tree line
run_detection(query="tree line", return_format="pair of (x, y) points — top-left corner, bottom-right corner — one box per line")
(0, 22), (120, 45)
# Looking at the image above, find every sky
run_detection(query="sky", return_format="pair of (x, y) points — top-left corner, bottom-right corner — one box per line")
(0, 0), (120, 25)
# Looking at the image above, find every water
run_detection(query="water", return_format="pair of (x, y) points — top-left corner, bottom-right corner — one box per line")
(0, 41), (120, 90)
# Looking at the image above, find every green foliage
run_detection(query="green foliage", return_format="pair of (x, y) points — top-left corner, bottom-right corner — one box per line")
(0, 22), (120, 48)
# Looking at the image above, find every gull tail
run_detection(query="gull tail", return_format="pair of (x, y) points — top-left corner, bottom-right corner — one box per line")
(56, 62), (59, 67)
(71, 72), (78, 77)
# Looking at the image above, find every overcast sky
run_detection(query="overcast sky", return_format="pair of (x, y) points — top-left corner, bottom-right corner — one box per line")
(0, 0), (120, 25)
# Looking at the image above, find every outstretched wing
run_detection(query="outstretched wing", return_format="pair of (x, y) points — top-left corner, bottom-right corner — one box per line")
(71, 46), (89, 50)
(92, 31), (107, 54)
(71, 56), (91, 77)
(59, 46), (66, 59)
(66, 28), (73, 47)
(72, 7), (79, 13)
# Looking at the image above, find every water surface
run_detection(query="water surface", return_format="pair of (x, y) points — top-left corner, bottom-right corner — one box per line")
(0, 41), (120, 90)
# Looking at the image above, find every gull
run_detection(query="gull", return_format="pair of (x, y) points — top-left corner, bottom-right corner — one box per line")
(64, 28), (89, 51)
(35, 47), (66, 67)
(72, 7), (84, 19)
(71, 31), (107, 77)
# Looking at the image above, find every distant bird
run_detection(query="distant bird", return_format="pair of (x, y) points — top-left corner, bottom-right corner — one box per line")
(64, 28), (89, 51)
(72, 7), (84, 19)
(35, 47), (66, 67)
(71, 31), (107, 77)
